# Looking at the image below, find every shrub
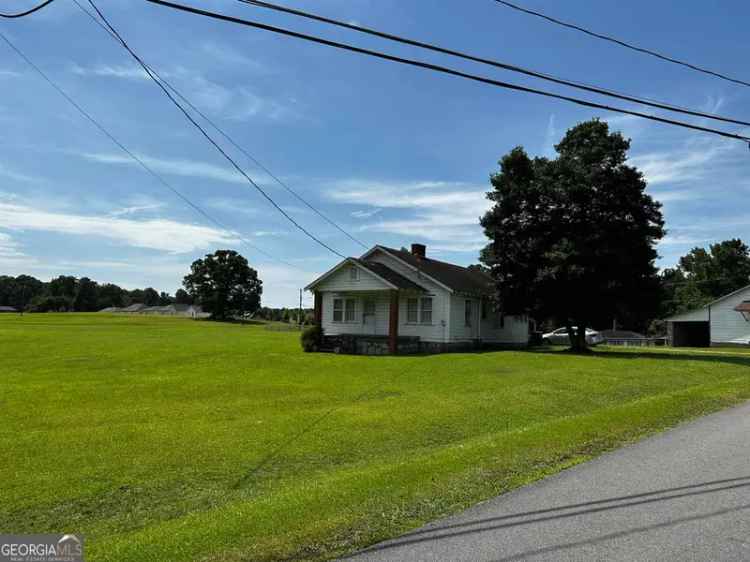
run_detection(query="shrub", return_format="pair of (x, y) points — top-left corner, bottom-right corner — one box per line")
(300, 325), (322, 352)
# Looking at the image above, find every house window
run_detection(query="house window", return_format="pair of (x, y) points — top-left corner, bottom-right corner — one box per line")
(333, 298), (343, 322)
(420, 297), (433, 324)
(349, 266), (359, 281)
(407, 298), (419, 323)
(344, 298), (356, 322)
(465, 299), (473, 327)
(481, 300), (488, 320)
(363, 299), (376, 316)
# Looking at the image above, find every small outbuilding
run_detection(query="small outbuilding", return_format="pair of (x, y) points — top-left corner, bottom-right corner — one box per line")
(666, 284), (750, 347)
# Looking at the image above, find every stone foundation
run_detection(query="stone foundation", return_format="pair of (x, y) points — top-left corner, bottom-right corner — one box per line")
(322, 335), (421, 355)
(319, 335), (526, 355)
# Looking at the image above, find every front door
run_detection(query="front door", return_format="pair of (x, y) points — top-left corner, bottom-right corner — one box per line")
(363, 299), (376, 334)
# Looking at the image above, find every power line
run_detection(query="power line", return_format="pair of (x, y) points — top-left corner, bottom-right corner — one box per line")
(237, 0), (750, 128)
(71, 0), (367, 251)
(0, 0), (55, 18)
(147, 0), (750, 144)
(86, 0), (346, 259)
(492, 0), (750, 89)
(0, 29), (302, 271)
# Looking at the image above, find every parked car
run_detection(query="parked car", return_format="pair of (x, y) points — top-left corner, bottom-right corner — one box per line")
(542, 327), (605, 346)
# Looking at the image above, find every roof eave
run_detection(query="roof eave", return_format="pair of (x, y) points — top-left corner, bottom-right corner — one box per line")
(305, 257), (399, 291)
(368, 245), (455, 293)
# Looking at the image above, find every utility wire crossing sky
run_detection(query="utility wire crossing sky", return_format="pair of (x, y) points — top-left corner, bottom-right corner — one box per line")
(0, 0), (748, 306)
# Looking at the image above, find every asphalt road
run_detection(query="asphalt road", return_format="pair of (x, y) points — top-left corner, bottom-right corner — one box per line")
(344, 401), (750, 561)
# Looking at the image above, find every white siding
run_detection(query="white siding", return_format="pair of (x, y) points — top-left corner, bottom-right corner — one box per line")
(315, 262), (390, 293)
(320, 291), (391, 336)
(448, 295), (528, 344)
(367, 249), (452, 342)
(480, 310), (529, 344)
(398, 293), (450, 342)
(449, 295), (479, 341)
(709, 286), (750, 344)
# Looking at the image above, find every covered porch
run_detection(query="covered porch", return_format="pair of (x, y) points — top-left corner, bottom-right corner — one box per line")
(314, 288), (423, 354)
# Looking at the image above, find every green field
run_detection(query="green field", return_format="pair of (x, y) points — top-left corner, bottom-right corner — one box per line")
(2, 314), (750, 561)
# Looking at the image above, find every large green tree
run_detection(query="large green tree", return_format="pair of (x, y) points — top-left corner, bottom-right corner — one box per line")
(183, 250), (262, 320)
(480, 119), (664, 351)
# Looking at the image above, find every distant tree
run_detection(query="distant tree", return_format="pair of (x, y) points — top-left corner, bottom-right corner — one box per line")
(48, 275), (78, 300)
(73, 277), (99, 311)
(12, 275), (45, 311)
(158, 291), (173, 306)
(97, 283), (127, 309)
(660, 239), (750, 316)
(0, 276), (16, 306)
(142, 287), (160, 306)
(29, 294), (72, 312)
(183, 250), (262, 320)
(128, 288), (145, 304)
(480, 119), (664, 351)
(174, 288), (193, 305)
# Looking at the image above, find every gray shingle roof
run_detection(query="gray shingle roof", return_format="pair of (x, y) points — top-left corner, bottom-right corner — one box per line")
(354, 259), (427, 292)
(378, 246), (494, 295)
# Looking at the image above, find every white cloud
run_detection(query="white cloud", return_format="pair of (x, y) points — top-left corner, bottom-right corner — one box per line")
(629, 131), (738, 187)
(70, 60), (296, 122)
(647, 188), (703, 203)
(329, 179), (490, 253)
(659, 234), (714, 247)
(71, 63), (150, 80)
(80, 151), (251, 185)
(0, 201), (237, 253)
(165, 66), (298, 122)
(630, 147), (721, 185)
(0, 69), (22, 78)
(199, 42), (265, 71)
(0, 163), (38, 183)
(351, 208), (382, 219)
(542, 113), (556, 157)
(0, 232), (24, 258)
(108, 203), (165, 217)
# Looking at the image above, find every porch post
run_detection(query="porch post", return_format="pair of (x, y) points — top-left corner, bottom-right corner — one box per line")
(389, 290), (399, 354)
(314, 291), (322, 327)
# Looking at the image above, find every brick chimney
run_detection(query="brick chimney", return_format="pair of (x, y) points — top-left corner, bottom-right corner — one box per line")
(411, 243), (426, 259)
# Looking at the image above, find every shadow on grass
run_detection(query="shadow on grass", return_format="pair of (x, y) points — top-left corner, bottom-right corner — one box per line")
(374, 346), (750, 369)
(538, 347), (750, 369)
(344, 475), (750, 559)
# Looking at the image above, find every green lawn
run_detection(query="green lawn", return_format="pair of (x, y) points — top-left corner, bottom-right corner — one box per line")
(2, 314), (750, 561)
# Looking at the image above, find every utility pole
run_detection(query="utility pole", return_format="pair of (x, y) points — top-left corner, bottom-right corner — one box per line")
(299, 288), (303, 330)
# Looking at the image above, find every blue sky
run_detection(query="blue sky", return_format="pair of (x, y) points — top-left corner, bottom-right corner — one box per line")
(1, 0), (749, 306)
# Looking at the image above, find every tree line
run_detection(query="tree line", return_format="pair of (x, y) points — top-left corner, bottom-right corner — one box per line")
(0, 274), (194, 312)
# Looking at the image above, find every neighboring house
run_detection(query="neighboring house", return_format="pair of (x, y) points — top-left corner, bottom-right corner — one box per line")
(101, 303), (207, 318)
(0, 306), (18, 313)
(666, 284), (750, 346)
(305, 243), (530, 354)
(120, 303), (148, 313)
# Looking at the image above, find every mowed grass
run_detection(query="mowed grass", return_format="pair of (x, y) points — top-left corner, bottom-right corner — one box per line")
(2, 314), (750, 561)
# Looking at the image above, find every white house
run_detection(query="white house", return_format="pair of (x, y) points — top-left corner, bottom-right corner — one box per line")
(666, 284), (750, 346)
(305, 244), (530, 354)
